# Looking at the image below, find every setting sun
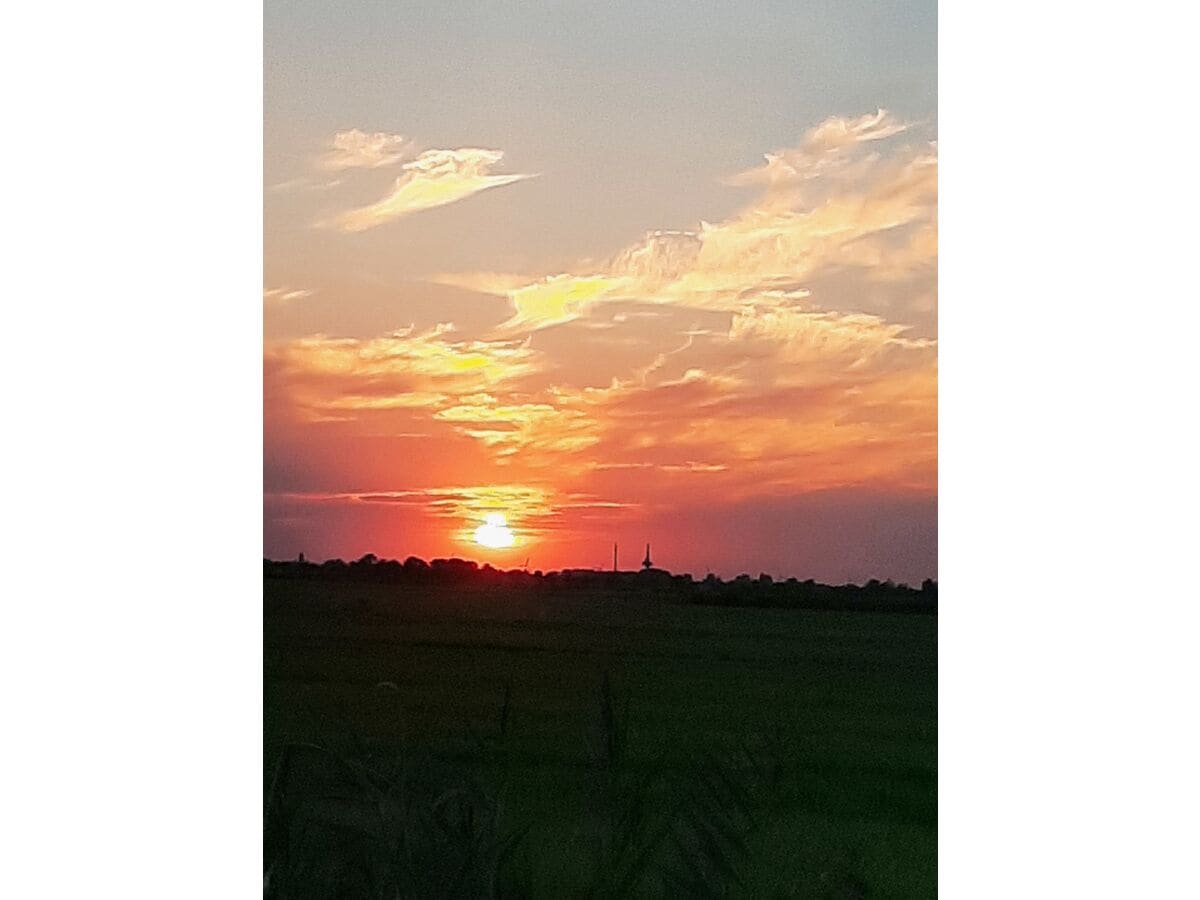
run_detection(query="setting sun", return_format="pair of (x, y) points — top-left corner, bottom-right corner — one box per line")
(473, 513), (515, 549)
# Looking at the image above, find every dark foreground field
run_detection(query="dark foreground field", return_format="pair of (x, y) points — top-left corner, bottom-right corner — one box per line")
(264, 578), (936, 898)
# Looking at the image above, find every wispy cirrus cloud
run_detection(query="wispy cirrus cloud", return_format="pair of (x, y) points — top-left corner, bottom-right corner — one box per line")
(263, 286), (316, 307)
(269, 130), (412, 192)
(264, 323), (542, 422)
(330, 148), (534, 232)
(271, 131), (533, 223)
(267, 176), (346, 194)
(437, 110), (935, 334)
(725, 108), (909, 189)
(320, 129), (416, 170)
(531, 306), (937, 497)
(434, 395), (601, 459)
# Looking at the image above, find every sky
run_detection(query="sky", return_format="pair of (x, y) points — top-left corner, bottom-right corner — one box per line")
(264, 0), (937, 583)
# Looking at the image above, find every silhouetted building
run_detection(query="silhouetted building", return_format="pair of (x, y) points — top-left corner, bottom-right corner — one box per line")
(642, 543), (653, 570)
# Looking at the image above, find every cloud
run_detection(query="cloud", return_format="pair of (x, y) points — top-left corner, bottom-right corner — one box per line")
(272, 484), (633, 545)
(726, 109), (908, 188)
(491, 275), (624, 335)
(726, 306), (933, 373)
(266, 110), (937, 525)
(291, 303), (931, 500)
(434, 232), (703, 334)
(266, 306), (935, 510)
(263, 286), (316, 307)
(437, 112), (935, 333)
(331, 148), (534, 232)
(265, 324), (542, 421)
(434, 271), (542, 296)
(267, 176), (346, 193)
(320, 129), (415, 170)
(434, 399), (600, 458)
(607, 230), (703, 282)
(660, 461), (728, 473)
(517, 306), (937, 497)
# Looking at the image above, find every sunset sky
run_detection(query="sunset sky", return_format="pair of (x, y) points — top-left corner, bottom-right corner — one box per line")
(264, 0), (937, 583)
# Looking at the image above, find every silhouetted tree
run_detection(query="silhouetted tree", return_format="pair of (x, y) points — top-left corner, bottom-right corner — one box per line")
(264, 555), (937, 615)
(403, 556), (430, 575)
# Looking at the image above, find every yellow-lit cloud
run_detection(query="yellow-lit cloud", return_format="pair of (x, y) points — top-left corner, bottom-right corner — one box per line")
(494, 275), (626, 335)
(435, 399), (600, 458)
(332, 148), (534, 232)
(438, 112), (935, 332)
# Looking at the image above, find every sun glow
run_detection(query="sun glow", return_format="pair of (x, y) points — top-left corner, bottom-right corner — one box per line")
(474, 513), (516, 548)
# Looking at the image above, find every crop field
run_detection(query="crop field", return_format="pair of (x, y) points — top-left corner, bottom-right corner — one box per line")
(264, 578), (936, 898)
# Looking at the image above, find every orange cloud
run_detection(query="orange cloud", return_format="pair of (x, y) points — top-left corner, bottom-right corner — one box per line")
(265, 324), (541, 422)
(434, 399), (600, 459)
(267, 303), (933, 501)
(521, 306), (937, 498)
(275, 484), (634, 547)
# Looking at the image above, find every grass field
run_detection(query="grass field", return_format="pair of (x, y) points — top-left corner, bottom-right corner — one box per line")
(264, 577), (936, 898)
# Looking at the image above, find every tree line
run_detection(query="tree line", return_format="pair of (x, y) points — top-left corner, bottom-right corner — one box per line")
(264, 555), (937, 614)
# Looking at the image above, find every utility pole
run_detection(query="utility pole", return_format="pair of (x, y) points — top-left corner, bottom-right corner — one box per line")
(613, 542), (618, 573)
